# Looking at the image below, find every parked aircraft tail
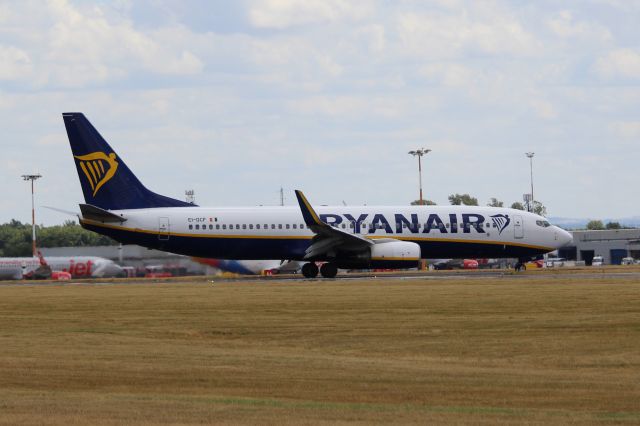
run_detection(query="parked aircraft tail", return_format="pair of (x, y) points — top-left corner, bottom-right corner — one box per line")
(62, 113), (194, 210)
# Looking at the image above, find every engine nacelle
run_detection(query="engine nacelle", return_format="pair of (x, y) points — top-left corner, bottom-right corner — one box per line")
(369, 240), (421, 269)
(332, 240), (421, 270)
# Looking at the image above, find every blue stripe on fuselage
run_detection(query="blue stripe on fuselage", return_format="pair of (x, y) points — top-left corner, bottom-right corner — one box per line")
(81, 221), (548, 260)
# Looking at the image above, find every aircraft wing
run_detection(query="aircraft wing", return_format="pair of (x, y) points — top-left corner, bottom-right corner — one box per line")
(295, 190), (373, 259)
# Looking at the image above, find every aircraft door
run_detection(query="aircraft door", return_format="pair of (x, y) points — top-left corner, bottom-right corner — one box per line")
(158, 217), (170, 240)
(514, 215), (524, 239)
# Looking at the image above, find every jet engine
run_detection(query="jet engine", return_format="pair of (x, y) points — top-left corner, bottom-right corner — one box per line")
(334, 240), (421, 269)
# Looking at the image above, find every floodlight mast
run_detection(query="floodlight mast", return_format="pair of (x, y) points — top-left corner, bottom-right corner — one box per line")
(21, 173), (42, 257)
(525, 152), (535, 213)
(408, 148), (431, 205)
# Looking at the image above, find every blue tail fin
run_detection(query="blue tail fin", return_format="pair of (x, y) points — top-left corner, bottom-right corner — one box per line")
(63, 113), (194, 210)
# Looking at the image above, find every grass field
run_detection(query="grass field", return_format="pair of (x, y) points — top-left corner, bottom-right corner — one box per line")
(1, 274), (639, 425)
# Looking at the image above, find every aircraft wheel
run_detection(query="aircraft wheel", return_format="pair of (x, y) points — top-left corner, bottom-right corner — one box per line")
(320, 263), (338, 278)
(302, 262), (319, 279)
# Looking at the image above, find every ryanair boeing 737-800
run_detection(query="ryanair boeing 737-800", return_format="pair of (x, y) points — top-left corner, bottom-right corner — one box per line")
(62, 113), (572, 278)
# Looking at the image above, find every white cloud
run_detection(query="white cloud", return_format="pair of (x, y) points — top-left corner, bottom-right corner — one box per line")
(610, 121), (640, 139)
(547, 10), (612, 42)
(355, 24), (386, 54)
(0, 3), (10, 22)
(396, 7), (539, 58)
(420, 63), (473, 87)
(595, 48), (640, 79)
(0, 45), (32, 80)
(0, 0), (204, 88)
(248, 0), (374, 29)
(287, 95), (406, 119)
(45, 0), (203, 85)
(529, 98), (557, 120)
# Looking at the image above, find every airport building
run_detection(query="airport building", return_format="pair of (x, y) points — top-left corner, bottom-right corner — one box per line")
(559, 229), (640, 265)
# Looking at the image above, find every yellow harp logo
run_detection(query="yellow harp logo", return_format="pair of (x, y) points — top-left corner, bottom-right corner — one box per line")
(74, 152), (119, 197)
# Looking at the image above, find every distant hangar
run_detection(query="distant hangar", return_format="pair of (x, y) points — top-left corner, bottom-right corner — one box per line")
(559, 229), (640, 265)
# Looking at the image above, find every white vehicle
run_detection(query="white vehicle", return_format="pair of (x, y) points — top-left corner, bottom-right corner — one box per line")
(592, 256), (604, 266)
(61, 113), (573, 278)
(545, 257), (565, 268)
(0, 256), (124, 280)
(621, 257), (635, 265)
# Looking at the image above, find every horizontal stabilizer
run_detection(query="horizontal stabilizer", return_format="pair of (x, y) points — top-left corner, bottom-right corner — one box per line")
(79, 204), (127, 223)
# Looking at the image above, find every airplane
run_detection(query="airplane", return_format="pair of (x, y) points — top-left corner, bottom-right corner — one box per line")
(192, 258), (302, 275)
(429, 259), (479, 270)
(0, 254), (125, 280)
(61, 112), (573, 278)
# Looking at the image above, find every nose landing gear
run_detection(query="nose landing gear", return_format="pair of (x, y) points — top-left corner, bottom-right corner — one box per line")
(515, 258), (528, 272)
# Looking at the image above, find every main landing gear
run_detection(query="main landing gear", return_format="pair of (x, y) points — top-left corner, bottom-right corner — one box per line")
(301, 262), (338, 279)
(514, 258), (528, 272)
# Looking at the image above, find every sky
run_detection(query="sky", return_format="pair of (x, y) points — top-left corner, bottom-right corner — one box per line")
(1, 0), (639, 225)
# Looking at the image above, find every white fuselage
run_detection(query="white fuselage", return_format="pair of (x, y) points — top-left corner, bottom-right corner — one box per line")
(0, 256), (124, 280)
(80, 205), (572, 261)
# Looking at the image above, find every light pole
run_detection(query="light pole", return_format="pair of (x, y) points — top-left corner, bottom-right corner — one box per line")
(22, 174), (42, 257)
(525, 152), (534, 213)
(408, 148), (431, 205)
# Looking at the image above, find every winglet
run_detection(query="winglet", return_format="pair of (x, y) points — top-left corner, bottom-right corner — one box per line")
(295, 190), (323, 227)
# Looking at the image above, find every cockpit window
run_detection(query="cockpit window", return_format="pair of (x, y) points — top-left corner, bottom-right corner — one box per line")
(536, 220), (551, 228)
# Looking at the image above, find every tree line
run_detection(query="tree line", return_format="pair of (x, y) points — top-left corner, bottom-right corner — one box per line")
(0, 220), (116, 257)
(410, 195), (636, 230)
(411, 193), (547, 216)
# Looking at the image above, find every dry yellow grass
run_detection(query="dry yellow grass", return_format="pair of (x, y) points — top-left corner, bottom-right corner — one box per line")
(0, 275), (639, 425)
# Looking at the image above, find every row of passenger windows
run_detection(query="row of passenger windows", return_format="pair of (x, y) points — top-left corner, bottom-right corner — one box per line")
(188, 222), (502, 231)
(189, 223), (308, 230)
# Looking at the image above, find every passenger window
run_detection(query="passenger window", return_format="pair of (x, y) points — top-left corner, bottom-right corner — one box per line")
(236, 224), (240, 230)
(271, 224), (275, 229)
(188, 224), (193, 230)
(278, 224), (282, 229)
(286, 224), (290, 229)
(249, 224), (253, 229)
(222, 224), (226, 230)
(293, 224), (297, 229)
(209, 224), (213, 230)
(216, 225), (220, 230)
(195, 224), (199, 230)
(242, 224), (247, 229)
(256, 224), (260, 229)
(265, 224), (269, 229)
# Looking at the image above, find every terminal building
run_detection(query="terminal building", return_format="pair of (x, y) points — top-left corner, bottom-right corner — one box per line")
(559, 229), (640, 265)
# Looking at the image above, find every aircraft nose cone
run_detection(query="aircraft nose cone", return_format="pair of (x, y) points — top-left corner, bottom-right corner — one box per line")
(557, 228), (573, 247)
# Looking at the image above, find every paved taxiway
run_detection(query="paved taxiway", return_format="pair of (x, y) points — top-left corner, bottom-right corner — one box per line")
(3, 267), (640, 287)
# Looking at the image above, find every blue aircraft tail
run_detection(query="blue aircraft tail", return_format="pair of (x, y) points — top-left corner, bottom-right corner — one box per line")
(63, 112), (194, 210)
